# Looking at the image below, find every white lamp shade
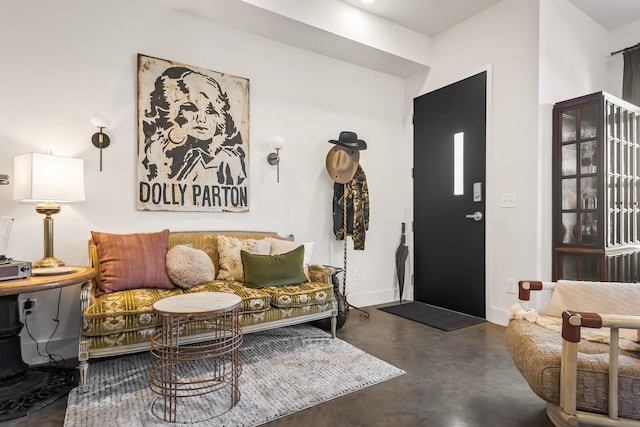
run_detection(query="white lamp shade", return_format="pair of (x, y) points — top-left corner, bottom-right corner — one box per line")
(13, 153), (85, 203)
(90, 112), (110, 128)
(272, 136), (285, 150)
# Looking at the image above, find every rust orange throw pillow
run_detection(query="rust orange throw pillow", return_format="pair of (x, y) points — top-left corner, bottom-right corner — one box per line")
(91, 229), (175, 296)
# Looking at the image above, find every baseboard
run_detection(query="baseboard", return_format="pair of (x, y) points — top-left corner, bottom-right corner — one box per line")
(346, 288), (398, 308)
(20, 336), (78, 366)
(487, 306), (509, 327)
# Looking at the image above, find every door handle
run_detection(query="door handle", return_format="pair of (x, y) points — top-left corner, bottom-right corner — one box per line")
(465, 211), (483, 222)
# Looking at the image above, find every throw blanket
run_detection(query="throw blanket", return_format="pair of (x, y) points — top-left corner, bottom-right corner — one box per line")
(509, 280), (640, 352)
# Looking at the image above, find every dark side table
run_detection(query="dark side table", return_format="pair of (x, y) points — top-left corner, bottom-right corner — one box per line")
(0, 266), (96, 421)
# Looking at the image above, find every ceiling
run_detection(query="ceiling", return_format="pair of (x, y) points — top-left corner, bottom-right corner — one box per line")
(340, 0), (640, 37)
(158, 0), (640, 77)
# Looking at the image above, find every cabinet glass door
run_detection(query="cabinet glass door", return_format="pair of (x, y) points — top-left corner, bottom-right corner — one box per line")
(607, 100), (640, 247)
(559, 102), (600, 248)
(558, 253), (601, 281)
(560, 110), (579, 246)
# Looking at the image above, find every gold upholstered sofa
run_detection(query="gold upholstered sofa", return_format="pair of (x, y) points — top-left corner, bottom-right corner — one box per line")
(78, 230), (337, 391)
(506, 280), (640, 426)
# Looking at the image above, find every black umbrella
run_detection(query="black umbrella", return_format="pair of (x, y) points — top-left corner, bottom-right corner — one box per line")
(395, 223), (409, 301)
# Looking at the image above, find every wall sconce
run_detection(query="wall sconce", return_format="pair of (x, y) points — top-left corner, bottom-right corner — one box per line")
(91, 113), (111, 172)
(13, 153), (85, 268)
(267, 137), (285, 183)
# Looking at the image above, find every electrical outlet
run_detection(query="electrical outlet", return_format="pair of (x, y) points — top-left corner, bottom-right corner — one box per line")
(22, 298), (37, 314)
(506, 278), (516, 294)
(353, 269), (360, 281)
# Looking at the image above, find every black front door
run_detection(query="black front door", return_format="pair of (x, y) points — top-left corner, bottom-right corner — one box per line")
(413, 71), (487, 318)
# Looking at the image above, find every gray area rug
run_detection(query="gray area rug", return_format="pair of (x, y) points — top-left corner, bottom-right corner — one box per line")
(64, 325), (404, 426)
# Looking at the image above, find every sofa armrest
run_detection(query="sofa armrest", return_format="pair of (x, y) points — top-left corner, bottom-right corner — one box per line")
(308, 264), (332, 284)
(559, 310), (640, 422)
(517, 280), (556, 301)
(515, 280), (556, 312)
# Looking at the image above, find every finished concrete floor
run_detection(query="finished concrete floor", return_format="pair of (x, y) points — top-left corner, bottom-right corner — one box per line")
(1, 302), (553, 427)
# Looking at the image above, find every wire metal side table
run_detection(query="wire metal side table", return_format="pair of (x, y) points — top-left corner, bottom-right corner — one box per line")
(149, 292), (243, 423)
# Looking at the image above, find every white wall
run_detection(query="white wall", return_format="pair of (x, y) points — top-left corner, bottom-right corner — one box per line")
(536, 0), (608, 306)
(539, 0), (608, 103)
(0, 0), (405, 363)
(404, 0), (541, 325)
(404, 0), (610, 325)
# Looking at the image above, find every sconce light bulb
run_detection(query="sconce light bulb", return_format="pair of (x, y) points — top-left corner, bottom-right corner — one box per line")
(272, 136), (285, 151)
(91, 113), (111, 129)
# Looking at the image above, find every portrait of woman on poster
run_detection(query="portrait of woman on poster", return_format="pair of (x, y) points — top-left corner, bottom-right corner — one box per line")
(141, 66), (247, 185)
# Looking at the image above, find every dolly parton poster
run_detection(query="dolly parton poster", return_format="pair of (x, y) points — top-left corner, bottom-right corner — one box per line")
(137, 54), (249, 212)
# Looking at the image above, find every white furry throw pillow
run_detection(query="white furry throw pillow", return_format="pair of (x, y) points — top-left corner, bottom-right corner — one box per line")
(166, 244), (215, 289)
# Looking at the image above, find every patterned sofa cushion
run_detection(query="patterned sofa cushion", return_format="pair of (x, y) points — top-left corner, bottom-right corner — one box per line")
(83, 280), (271, 336)
(262, 281), (334, 308)
(85, 302), (336, 350)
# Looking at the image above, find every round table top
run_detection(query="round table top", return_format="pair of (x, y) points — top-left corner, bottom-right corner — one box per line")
(153, 292), (242, 316)
(0, 266), (96, 297)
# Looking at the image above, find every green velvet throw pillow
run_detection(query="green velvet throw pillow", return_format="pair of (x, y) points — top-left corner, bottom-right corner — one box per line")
(241, 246), (306, 288)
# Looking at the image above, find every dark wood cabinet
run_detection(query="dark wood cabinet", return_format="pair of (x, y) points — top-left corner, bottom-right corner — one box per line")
(553, 91), (640, 282)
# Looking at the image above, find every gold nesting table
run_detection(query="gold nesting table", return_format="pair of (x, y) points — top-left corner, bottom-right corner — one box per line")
(149, 292), (243, 423)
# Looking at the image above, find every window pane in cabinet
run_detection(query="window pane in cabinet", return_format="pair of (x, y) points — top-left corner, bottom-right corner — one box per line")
(609, 210), (617, 246)
(621, 141), (629, 177)
(623, 202), (631, 244)
(561, 213), (577, 244)
(580, 103), (598, 139)
(606, 255), (618, 281)
(581, 256), (599, 280)
(580, 176), (597, 210)
(622, 175), (631, 211)
(610, 139), (619, 175)
(636, 179), (640, 244)
(608, 175), (616, 211)
(636, 144), (640, 183)
(580, 212), (598, 245)
(622, 110), (630, 143)
(605, 252), (640, 282)
(612, 207), (621, 246)
(607, 102), (615, 138)
(561, 255), (578, 280)
(562, 110), (577, 142)
(562, 178), (577, 210)
(611, 104), (620, 141)
(579, 140), (597, 174)
(562, 144), (577, 175)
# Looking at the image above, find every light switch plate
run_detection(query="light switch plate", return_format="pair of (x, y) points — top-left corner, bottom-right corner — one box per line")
(501, 193), (516, 208)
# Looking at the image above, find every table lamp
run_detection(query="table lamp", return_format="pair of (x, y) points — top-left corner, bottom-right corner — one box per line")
(13, 153), (85, 268)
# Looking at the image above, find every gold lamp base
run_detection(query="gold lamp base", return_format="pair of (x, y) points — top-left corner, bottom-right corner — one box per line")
(34, 202), (66, 269)
(33, 256), (65, 269)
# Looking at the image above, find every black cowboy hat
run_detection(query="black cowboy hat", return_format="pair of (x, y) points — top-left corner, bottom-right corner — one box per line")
(329, 131), (367, 150)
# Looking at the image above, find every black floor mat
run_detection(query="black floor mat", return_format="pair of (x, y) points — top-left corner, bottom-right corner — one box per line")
(378, 301), (485, 331)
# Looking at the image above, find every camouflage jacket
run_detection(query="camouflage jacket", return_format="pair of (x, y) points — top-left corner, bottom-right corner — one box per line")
(332, 165), (370, 250)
